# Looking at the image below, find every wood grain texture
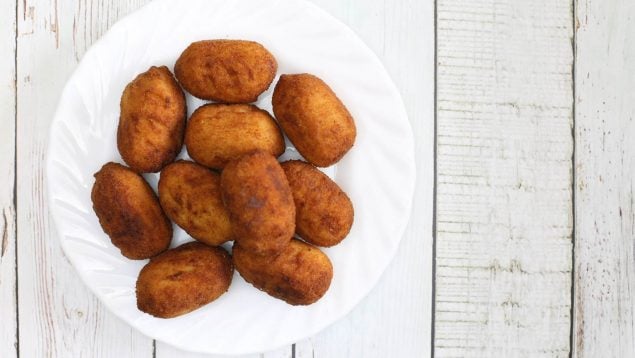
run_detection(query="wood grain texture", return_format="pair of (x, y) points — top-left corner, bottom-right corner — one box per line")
(435, 0), (574, 356)
(573, 0), (635, 356)
(0, 0), (17, 357)
(16, 0), (153, 357)
(301, 0), (434, 357)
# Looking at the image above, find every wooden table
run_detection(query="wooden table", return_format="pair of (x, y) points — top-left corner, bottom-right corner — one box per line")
(0, 0), (632, 357)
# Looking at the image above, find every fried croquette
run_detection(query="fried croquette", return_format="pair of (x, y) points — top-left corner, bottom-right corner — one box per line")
(136, 242), (233, 318)
(272, 73), (356, 167)
(220, 151), (295, 256)
(175, 40), (277, 103)
(158, 161), (232, 246)
(184, 104), (285, 170)
(117, 66), (187, 173)
(91, 162), (172, 259)
(233, 238), (333, 305)
(281, 160), (353, 247)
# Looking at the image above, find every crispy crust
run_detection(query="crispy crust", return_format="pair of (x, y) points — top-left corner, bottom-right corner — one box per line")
(117, 66), (187, 173)
(220, 151), (295, 256)
(136, 242), (234, 318)
(91, 162), (172, 259)
(184, 104), (285, 169)
(272, 73), (356, 167)
(175, 40), (277, 103)
(158, 161), (232, 246)
(233, 238), (333, 305)
(281, 160), (354, 247)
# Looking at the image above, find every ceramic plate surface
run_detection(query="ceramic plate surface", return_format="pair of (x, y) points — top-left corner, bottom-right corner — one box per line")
(47, 0), (415, 354)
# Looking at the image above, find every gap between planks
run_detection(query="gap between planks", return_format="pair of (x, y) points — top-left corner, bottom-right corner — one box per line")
(569, 0), (577, 355)
(431, 0), (439, 356)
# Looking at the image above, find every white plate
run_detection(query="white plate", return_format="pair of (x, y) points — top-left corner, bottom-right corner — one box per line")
(46, 0), (415, 355)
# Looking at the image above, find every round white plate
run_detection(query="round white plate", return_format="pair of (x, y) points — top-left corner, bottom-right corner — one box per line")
(47, 0), (415, 355)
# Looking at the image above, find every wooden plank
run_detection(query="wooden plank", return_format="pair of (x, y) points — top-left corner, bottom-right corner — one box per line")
(0, 0), (17, 357)
(435, 0), (574, 356)
(297, 0), (435, 357)
(16, 0), (153, 356)
(573, 0), (635, 356)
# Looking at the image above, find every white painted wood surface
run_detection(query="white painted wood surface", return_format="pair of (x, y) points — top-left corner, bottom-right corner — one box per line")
(573, 0), (635, 357)
(4, 0), (433, 357)
(0, 0), (17, 357)
(435, 0), (574, 356)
